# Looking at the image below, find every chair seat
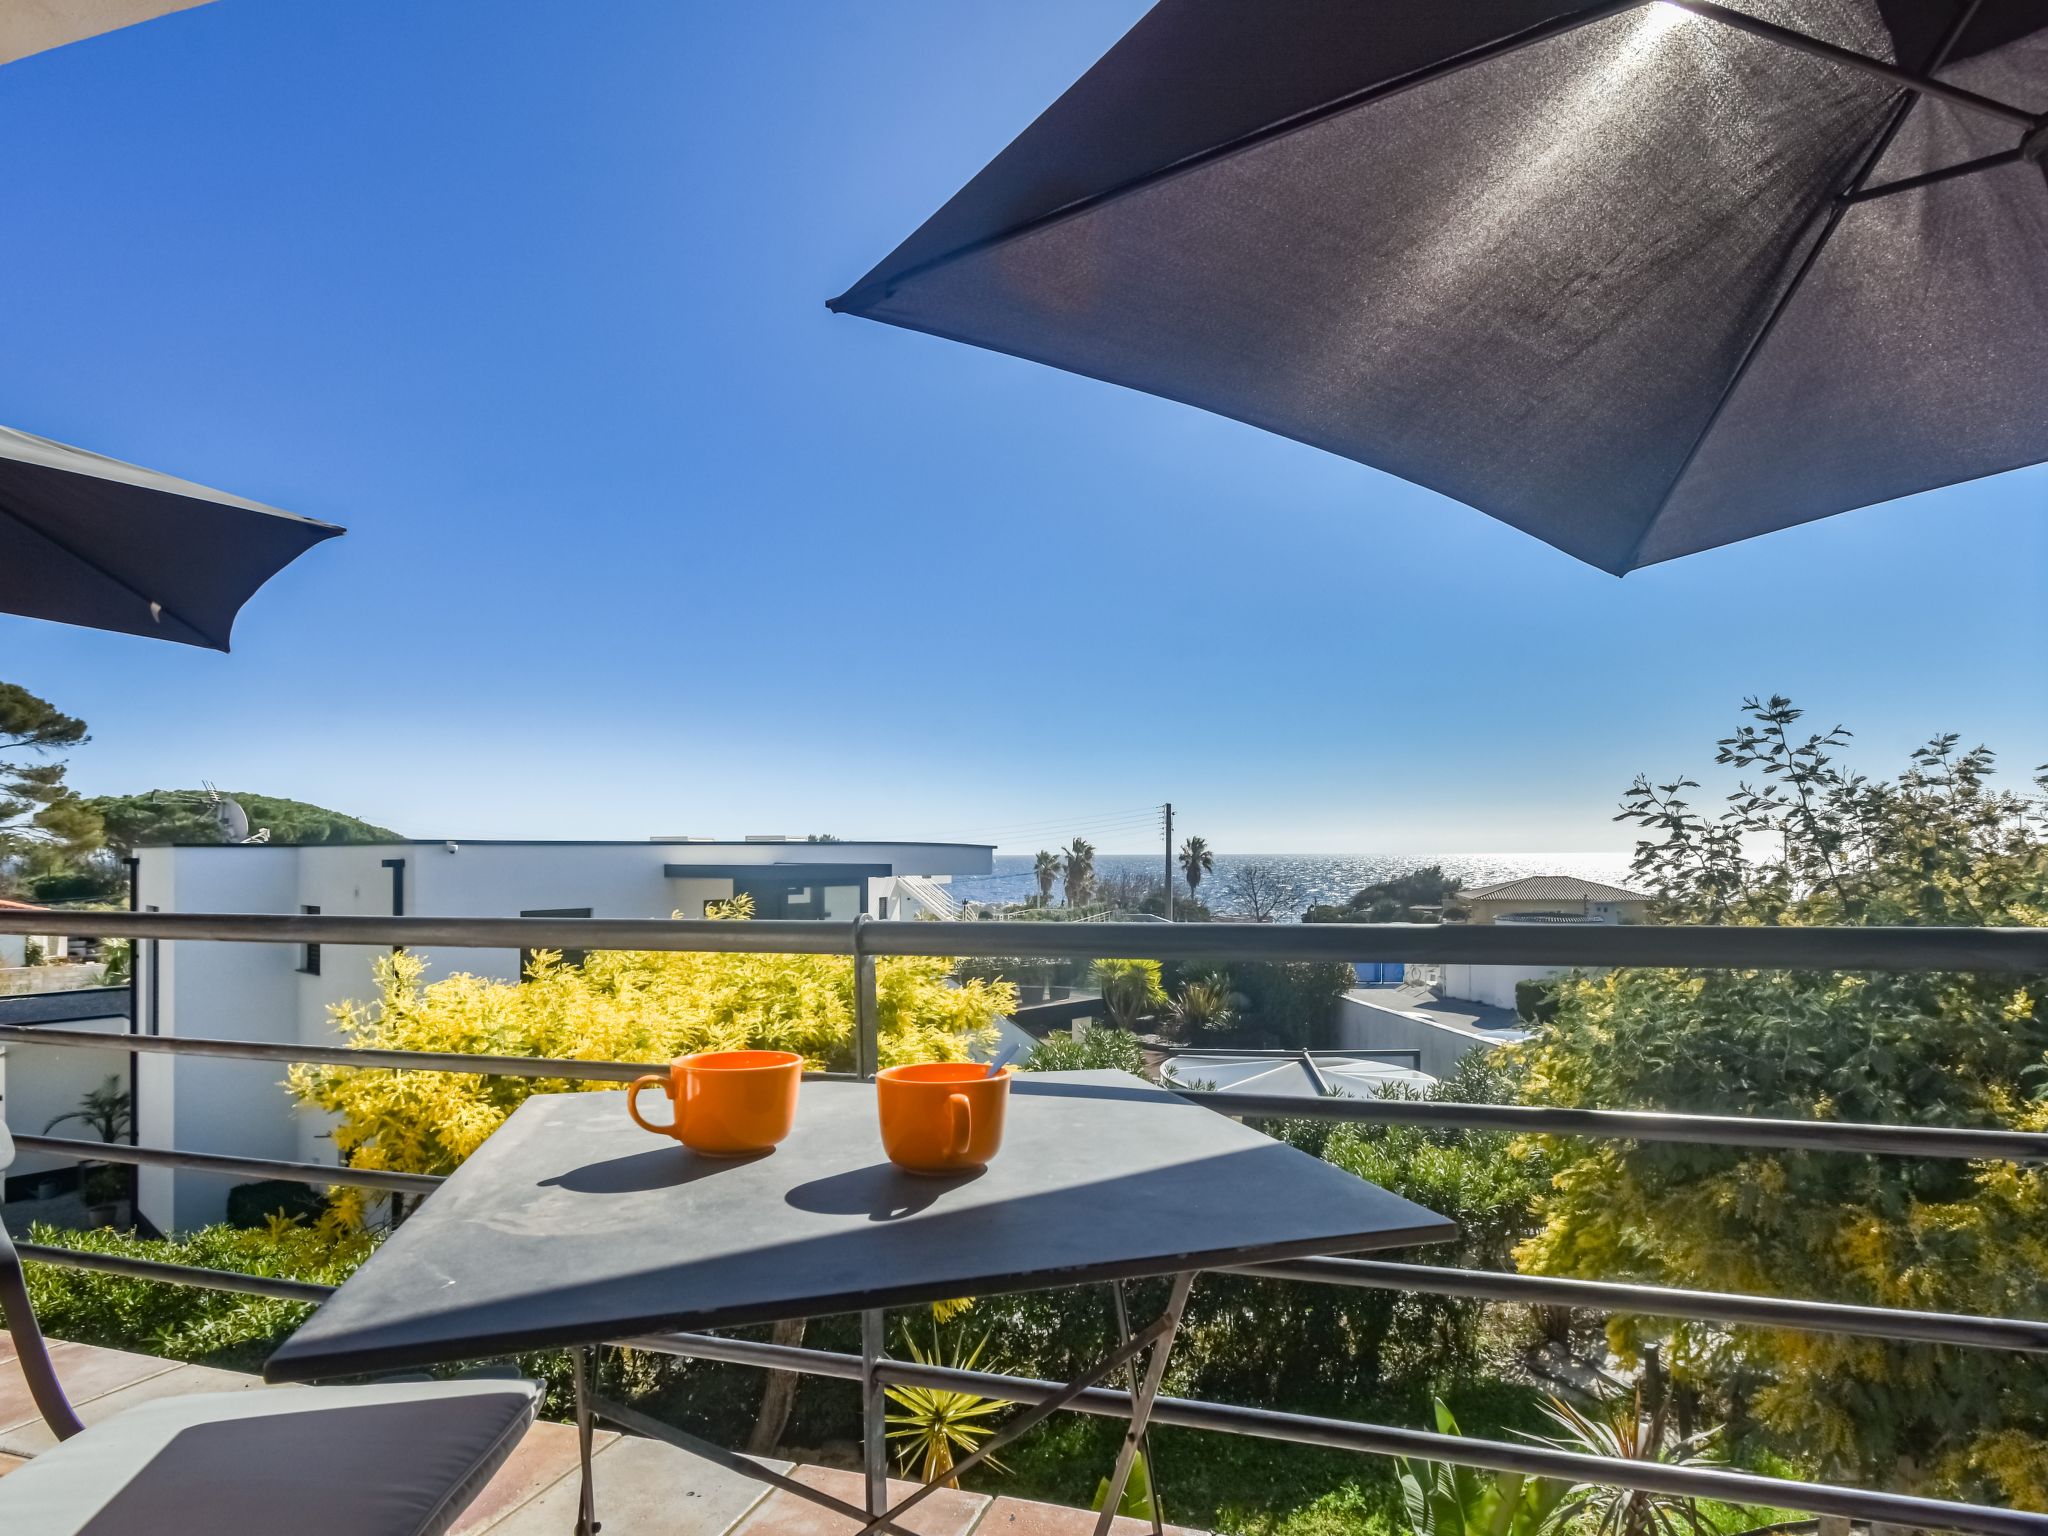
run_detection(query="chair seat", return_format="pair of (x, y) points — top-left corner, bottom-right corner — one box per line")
(0, 1377), (538, 1536)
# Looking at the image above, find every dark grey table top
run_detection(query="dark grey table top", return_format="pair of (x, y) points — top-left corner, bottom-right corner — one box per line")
(265, 1070), (1454, 1382)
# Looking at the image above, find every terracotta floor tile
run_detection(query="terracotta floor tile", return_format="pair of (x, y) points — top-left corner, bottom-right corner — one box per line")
(449, 1417), (619, 1535)
(0, 1452), (25, 1478)
(0, 1340), (181, 1439)
(483, 1434), (790, 1536)
(980, 1495), (1204, 1536)
(0, 1361), (258, 1457)
(730, 1463), (991, 1536)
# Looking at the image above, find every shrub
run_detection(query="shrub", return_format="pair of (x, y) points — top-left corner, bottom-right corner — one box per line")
(291, 918), (1011, 1218)
(1519, 698), (2048, 1503)
(226, 1180), (329, 1230)
(1021, 1026), (1147, 1075)
(1168, 974), (1234, 1037)
(1513, 978), (1559, 1024)
(1091, 958), (1166, 1029)
(1167, 960), (1354, 1049)
(20, 1221), (379, 1370)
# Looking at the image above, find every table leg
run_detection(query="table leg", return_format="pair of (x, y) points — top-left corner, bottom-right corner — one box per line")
(573, 1345), (601, 1536)
(852, 1303), (1177, 1536)
(862, 1308), (889, 1517)
(591, 1393), (912, 1534)
(1110, 1280), (1168, 1536)
(1093, 1272), (1195, 1536)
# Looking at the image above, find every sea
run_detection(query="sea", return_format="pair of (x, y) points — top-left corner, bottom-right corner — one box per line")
(950, 852), (1637, 921)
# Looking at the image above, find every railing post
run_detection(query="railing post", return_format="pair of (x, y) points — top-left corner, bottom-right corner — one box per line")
(861, 1306), (889, 1517)
(854, 910), (886, 1516)
(852, 915), (878, 1082)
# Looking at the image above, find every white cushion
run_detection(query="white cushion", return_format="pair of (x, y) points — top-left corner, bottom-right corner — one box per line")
(0, 1378), (537, 1536)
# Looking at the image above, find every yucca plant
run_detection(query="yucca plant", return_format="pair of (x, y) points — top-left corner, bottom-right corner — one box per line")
(1395, 1399), (1568, 1536)
(1170, 974), (1235, 1036)
(1533, 1388), (1722, 1536)
(884, 1324), (1010, 1486)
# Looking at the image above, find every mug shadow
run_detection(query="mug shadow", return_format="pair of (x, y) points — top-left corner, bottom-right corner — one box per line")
(784, 1161), (986, 1222)
(541, 1145), (771, 1194)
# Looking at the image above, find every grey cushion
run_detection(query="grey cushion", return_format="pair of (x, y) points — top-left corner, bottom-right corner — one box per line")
(0, 1378), (538, 1536)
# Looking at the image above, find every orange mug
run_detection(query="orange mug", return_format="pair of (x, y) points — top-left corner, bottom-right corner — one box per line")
(876, 1063), (1011, 1175)
(627, 1049), (802, 1156)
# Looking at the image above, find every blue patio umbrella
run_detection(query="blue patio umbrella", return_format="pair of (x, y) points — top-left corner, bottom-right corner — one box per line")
(832, 0), (2048, 573)
(0, 1), (343, 650)
(0, 427), (342, 651)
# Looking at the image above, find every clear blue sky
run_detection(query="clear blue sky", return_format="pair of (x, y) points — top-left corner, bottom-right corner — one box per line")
(1, 0), (2041, 855)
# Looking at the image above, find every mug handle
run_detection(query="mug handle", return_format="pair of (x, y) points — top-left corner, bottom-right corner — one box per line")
(946, 1093), (973, 1157)
(628, 1074), (681, 1139)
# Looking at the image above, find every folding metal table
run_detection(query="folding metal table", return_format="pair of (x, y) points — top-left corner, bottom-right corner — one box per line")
(266, 1070), (1454, 1535)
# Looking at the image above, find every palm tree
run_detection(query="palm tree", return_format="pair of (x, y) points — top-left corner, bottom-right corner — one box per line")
(45, 1075), (132, 1143)
(1061, 836), (1096, 907)
(1178, 836), (1213, 897)
(1032, 849), (1062, 908)
(46, 1075), (133, 1216)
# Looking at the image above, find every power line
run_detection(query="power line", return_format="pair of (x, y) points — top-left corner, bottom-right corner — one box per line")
(939, 805), (1165, 841)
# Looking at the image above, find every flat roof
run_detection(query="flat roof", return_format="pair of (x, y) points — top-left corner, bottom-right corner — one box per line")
(1346, 984), (1526, 1038)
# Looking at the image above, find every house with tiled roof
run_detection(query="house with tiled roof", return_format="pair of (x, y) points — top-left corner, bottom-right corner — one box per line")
(1448, 875), (1654, 926)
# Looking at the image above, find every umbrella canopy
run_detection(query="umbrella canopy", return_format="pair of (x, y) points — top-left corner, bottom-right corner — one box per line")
(0, 427), (343, 650)
(831, 1), (2048, 573)
(0, 1), (340, 650)
(0, 0), (211, 66)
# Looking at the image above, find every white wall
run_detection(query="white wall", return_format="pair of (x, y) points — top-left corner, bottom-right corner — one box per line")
(0, 1013), (128, 1184)
(1333, 994), (1504, 1079)
(129, 838), (994, 1232)
(135, 846), (304, 1232)
(1435, 962), (1566, 1011)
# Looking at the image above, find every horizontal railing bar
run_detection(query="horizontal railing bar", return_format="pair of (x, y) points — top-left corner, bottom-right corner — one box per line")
(2, 910), (2043, 973)
(1233, 1258), (2048, 1353)
(1189, 1091), (2048, 1162)
(18, 1254), (2048, 1529)
(617, 1329), (869, 1381)
(15, 1243), (339, 1304)
(0, 1024), (664, 1083)
(0, 910), (853, 955)
(875, 919), (2048, 971)
(624, 1332), (2044, 1536)
(11, 1134), (443, 1195)
(0, 1025), (861, 1086)
(7, 1025), (2038, 1163)
(23, 1233), (2043, 1363)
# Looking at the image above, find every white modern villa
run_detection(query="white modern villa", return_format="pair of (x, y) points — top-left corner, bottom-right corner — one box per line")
(126, 836), (992, 1231)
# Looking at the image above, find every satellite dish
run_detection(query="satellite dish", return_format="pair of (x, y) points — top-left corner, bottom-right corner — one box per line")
(215, 796), (250, 843)
(195, 782), (268, 845)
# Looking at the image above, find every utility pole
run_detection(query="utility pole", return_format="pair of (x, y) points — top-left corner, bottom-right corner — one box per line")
(1163, 802), (1174, 921)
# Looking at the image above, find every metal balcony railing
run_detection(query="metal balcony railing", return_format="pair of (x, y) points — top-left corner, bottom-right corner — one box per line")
(1, 907), (2044, 1536)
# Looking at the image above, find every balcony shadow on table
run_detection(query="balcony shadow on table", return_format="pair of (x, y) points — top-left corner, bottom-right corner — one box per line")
(783, 1162), (985, 1221)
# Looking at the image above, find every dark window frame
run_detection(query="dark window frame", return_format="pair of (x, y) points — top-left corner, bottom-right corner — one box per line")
(520, 907), (593, 979)
(299, 906), (321, 975)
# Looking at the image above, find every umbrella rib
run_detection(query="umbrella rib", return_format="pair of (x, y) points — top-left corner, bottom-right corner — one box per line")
(1844, 145), (2028, 204)
(1624, 0), (1989, 572)
(826, 0), (1646, 313)
(1663, 3), (2037, 131)
(0, 493), (219, 649)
